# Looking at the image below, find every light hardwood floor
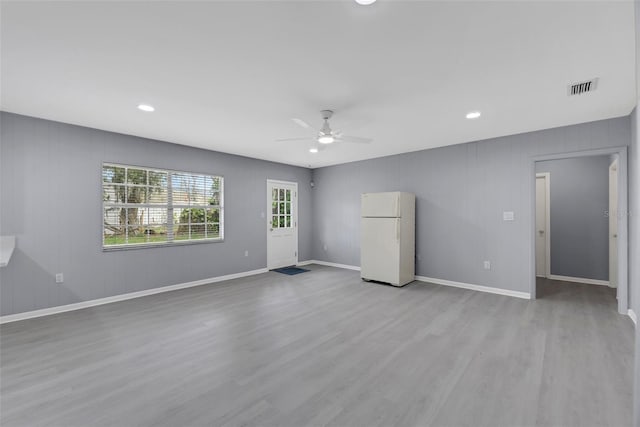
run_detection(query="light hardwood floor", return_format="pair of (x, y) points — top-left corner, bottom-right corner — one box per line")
(0, 266), (635, 427)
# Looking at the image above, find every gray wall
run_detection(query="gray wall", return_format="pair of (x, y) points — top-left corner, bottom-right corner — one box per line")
(632, 106), (640, 427)
(0, 112), (313, 316)
(311, 116), (630, 294)
(633, 1), (640, 425)
(535, 156), (610, 281)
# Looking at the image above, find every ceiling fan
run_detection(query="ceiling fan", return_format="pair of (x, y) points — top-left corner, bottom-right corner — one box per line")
(276, 110), (372, 152)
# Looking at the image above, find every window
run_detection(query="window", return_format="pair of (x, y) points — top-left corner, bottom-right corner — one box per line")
(102, 163), (223, 248)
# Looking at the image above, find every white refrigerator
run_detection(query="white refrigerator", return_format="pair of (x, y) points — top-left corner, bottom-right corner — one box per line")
(360, 192), (415, 287)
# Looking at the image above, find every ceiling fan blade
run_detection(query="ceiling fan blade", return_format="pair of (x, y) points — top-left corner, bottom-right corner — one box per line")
(337, 135), (373, 144)
(275, 137), (312, 143)
(292, 118), (313, 130)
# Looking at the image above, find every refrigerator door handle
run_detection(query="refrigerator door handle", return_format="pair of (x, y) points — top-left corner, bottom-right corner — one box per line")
(396, 220), (400, 243)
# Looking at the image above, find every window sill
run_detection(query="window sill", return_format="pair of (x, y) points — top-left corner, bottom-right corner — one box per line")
(102, 238), (224, 252)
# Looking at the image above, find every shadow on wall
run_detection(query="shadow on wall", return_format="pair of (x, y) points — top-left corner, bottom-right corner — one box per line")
(0, 248), (82, 315)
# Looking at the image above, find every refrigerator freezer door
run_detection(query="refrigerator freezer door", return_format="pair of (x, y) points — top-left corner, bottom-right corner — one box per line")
(361, 192), (400, 218)
(360, 217), (400, 285)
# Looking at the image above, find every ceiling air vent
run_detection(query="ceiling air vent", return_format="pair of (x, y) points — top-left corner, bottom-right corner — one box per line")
(568, 78), (598, 96)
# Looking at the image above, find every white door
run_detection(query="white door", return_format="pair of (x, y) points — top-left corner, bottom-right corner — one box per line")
(361, 217), (400, 285)
(535, 173), (550, 277)
(267, 180), (298, 269)
(609, 159), (618, 288)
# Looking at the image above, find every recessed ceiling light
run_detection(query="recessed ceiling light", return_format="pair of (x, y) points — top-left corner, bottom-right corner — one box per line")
(318, 135), (335, 144)
(355, 0), (377, 4)
(309, 147), (319, 153)
(466, 111), (481, 119)
(137, 104), (155, 112)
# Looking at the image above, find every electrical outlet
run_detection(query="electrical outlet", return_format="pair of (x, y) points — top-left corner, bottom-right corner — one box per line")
(483, 261), (491, 270)
(244, 250), (249, 257)
(55, 273), (64, 283)
(503, 211), (515, 221)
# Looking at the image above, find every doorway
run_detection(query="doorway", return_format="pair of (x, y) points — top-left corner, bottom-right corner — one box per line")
(266, 179), (298, 270)
(530, 148), (628, 315)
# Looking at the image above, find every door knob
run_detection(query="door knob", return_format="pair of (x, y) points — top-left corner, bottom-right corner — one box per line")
(538, 230), (544, 234)
(613, 234), (617, 238)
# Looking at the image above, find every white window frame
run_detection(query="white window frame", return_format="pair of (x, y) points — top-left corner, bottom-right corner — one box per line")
(102, 163), (224, 250)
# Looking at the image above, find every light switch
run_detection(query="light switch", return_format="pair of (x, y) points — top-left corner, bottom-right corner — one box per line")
(503, 211), (515, 221)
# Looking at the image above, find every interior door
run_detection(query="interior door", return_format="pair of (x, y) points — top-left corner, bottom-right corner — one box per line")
(535, 174), (549, 277)
(267, 180), (298, 270)
(609, 159), (618, 288)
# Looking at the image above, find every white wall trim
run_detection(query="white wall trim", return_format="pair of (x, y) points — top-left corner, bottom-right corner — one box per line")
(414, 275), (531, 300)
(0, 267), (269, 324)
(300, 259), (361, 271)
(547, 274), (610, 286)
(302, 260), (531, 300)
(628, 309), (637, 326)
(535, 172), (551, 278)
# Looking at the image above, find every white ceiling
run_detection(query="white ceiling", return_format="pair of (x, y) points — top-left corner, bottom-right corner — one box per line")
(1, 1), (636, 168)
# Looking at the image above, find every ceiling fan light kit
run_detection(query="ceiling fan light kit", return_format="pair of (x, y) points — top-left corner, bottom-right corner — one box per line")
(318, 135), (335, 144)
(275, 109), (373, 152)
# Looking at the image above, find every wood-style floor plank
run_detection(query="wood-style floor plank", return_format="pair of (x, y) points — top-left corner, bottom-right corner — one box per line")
(0, 267), (634, 426)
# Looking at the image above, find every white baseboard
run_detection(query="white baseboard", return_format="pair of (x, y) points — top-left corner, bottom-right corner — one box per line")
(415, 275), (531, 300)
(301, 259), (361, 271)
(547, 274), (610, 286)
(628, 309), (637, 326)
(303, 260), (530, 300)
(0, 267), (269, 324)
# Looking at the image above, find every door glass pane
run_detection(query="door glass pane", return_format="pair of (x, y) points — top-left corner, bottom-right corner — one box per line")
(286, 190), (291, 201)
(286, 216), (291, 227)
(286, 203), (291, 214)
(272, 189), (278, 202)
(272, 202), (277, 214)
(279, 189), (285, 201)
(279, 202), (285, 214)
(272, 216), (278, 228)
(279, 216), (285, 227)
